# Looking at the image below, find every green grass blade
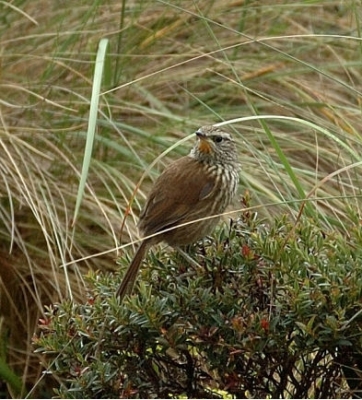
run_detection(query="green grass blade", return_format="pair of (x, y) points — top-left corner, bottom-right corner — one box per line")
(72, 38), (109, 225)
(0, 357), (23, 397)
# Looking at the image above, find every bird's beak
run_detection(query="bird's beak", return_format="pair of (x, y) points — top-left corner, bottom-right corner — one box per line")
(196, 131), (212, 154)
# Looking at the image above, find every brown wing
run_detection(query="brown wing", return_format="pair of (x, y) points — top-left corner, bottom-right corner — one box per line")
(138, 156), (215, 236)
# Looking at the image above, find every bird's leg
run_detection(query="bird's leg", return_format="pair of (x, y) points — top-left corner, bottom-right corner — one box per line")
(176, 246), (202, 269)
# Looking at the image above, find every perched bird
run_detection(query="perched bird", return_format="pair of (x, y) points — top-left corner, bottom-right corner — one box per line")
(116, 125), (240, 300)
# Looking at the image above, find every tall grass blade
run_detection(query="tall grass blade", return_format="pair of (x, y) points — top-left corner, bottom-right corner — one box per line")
(72, 38), (109, 226)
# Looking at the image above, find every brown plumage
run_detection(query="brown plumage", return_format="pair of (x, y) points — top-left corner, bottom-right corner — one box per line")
(116, 125), (240, 301)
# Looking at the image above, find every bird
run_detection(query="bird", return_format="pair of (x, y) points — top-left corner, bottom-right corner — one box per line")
(116, 125), (240, 301)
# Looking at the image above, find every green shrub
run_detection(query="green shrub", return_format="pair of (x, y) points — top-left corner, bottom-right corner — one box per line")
(34, 205), (362, 398)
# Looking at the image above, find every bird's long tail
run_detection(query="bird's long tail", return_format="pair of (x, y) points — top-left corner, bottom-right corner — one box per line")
(116, 240), (149, 301)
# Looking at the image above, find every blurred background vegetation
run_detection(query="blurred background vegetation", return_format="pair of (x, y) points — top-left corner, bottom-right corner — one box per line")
(1, 0), (362, 397)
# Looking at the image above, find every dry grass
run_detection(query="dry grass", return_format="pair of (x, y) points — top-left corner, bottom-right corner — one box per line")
(0, 0), (362, 396)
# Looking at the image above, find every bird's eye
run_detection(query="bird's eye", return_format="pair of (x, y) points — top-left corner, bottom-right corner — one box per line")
(213, 136), (223, 143)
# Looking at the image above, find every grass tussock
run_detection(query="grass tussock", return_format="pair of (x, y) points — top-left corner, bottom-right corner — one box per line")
(1, 0), (362, 397)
